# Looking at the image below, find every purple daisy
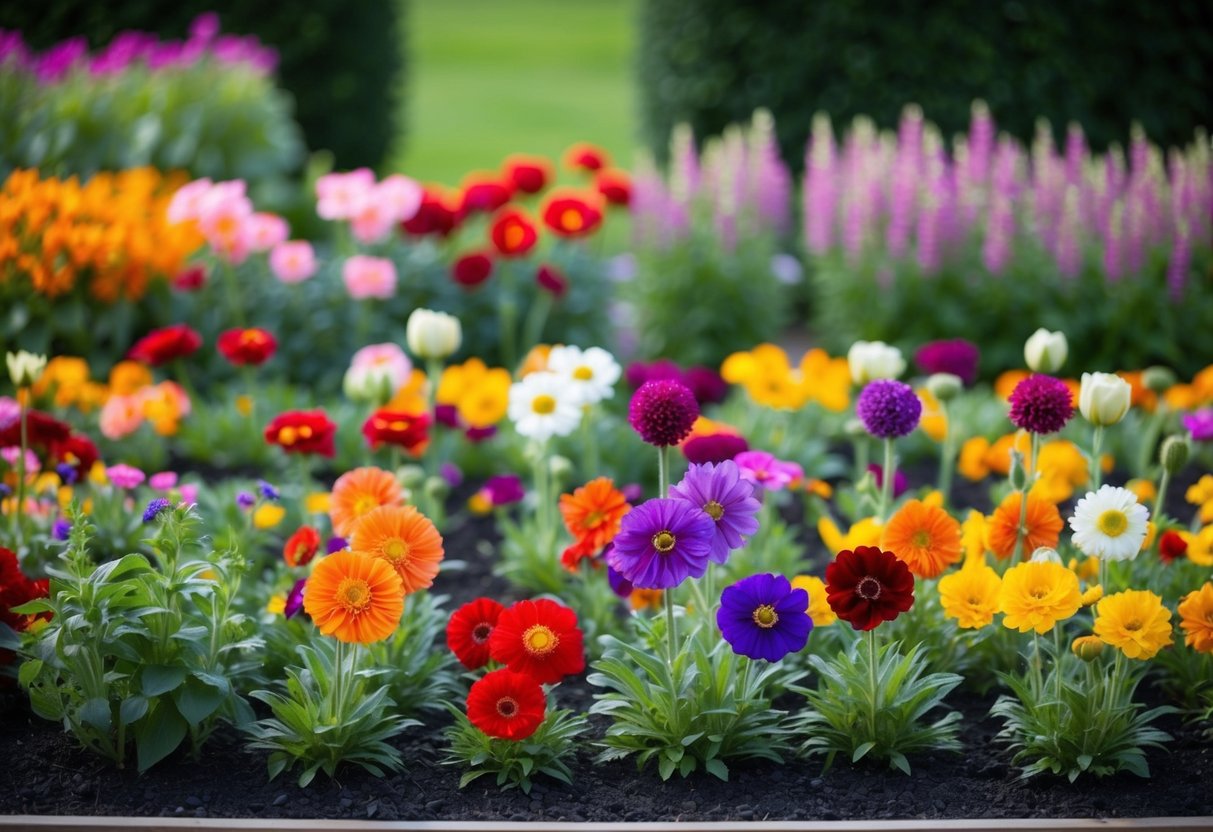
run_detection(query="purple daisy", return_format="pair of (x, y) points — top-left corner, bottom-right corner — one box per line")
(284, 578), (307, 619)
(606, 497), (715, 589)
(734, 450), (803, 491)
(1184, 409), (1213, 442)
(682, 432), (749, 464)
(670, 460), (761, 564)
(628, 380), (699, 447)
(257, 479), (280, 501)
(856, 380), (922, 439)
(1008, 374), (1074, 435)
(717, 573), (812, 662)
(235, 490), (256, 510)
(914, 339), (980, 386)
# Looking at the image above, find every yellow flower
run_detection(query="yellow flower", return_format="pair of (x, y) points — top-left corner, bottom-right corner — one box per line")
(1071, 635), (1105, 661)
(799, 348), (851, 412)
(32, 356), (91, 408)
(1067, 556), (1100, 582)
(817, 515), (882, 554)
(1140, 521), (1157, 552)
(1030, 440), (1088, 503)
(266, 594), (286, 615)
(939, 561), (1001, 629)
(385, 369), (430, 414)
(467, 491), (493, 515)
(958, 437), (991, 481)
(304, 492), (332, 515)
(1178, 582), (1213, 654)
(1080, 584), (1104, 606)
(1125, 478), (1157, 505)
(437, 359), (511, 428)
(235, 395), (253, 417)
(1179, 527), (1213, 566)
(1094, 590), (1173, 660)
(961, 510), (987, 562)
(916, 388), (947, 442)
(253, 504), (286, 529)
(109, 360), (153, 396)
(791, 575), (836, 626)
(1186, 475), (1213, 506)
(998, 561), (1082, 634)
(88, 461), (108, 485)
(802, 479), (833, 500)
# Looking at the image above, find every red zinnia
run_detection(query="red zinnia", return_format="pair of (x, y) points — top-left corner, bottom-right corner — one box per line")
(402, 186), (461, 238)
(264, 409), (337, 457)
(446, 597), (505, 669)
(535, 263), (568, 298)
(825, 546), (915, 631)
(563, 142), (610, 172)
(541, 189), (603, 238)
(451, 252), (495, 288)
(502, 154), (552, 195)
(127, 324), (202, 366)
(283, 525), (321, 568)
(489, 208), (538, 258)
(466, 668), (546, 740)
(595, 168), (632, 206)
(1159, 530), (1188, 564)
(489, 598), (584, 684)
(0, 409), (71, 449)
(217, 328), (277, 366)
(460, 173), (514, 215)
(362, 409), (429, 455)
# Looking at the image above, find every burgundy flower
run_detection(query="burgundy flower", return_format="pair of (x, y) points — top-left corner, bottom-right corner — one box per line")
(1008, 374), (1074, 435)
(451, 251), (494, 288)
(914, 339), (980, 386)
(127, 324), (201, 366)
(825, 546), (915, 631)
(628, 380), (699, 447)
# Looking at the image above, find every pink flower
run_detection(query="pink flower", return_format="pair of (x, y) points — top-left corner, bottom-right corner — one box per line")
(350, 199), (397, 245)
(1, 446), (40, 475)
(377, 174), (423, 223)
(244, 212), (289, 252)
(348, 343), (412, 391)
(177, 483), (199, 506)
(149, 471), (179, 491)
(733, 451), (803, 491)
(342, 255), (396, 300)
(106, 464), (146, 489)
(99, 394), (145, 440)
(166, 178), (214, 224)
(269, 241), (318, 283)
(316, 169), (375, 221)
(196, 184), (254, 264)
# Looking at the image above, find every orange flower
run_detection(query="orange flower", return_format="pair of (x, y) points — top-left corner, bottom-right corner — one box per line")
(986, 492), (1064, 560)
(560, 477), (631, 554)
(348, 505), (444, 595)
(303, 551), (404, 644)
(329, 466), (403, 537)
(880, 499), (963, 578)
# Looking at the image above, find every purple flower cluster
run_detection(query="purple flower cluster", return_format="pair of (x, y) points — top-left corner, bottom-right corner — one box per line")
(856, 380), (922, 439)
(628, 380), (699, 447)
(142, 498), (172, 524)
(1008, 374), (1074, 435)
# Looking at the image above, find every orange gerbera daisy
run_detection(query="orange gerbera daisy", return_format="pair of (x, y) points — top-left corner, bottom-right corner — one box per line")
(880, 499), (963, 578)
(349, 504), (444, 595)
(559, 477), (631, 554)
(303, 551), (404, 644)
(986, 492), (1064, 560)
(329, 466), (403, 537)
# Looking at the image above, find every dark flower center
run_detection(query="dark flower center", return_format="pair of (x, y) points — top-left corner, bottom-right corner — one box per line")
(496, 696), (518, 718)
(652, 530), (676, 553)
(472, 623), (492, 644)
(704, 500), (725, 521)
(752, 604), (779, 628)
(856, 576), (883, 600)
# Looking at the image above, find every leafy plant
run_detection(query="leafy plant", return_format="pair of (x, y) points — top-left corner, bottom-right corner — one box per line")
(368, 592), (460, 717)
(442, 706), (587, 794)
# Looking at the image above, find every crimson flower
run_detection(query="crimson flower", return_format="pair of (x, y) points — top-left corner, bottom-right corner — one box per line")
(502, 154), (552, 194)
(489, 598), (584, 684)
(535, 263), (568, 298)
(489, 207), (538, 257)
(563, 142), (610, 172)
(451, 252), (494, 288)
(825, 546), (915, 631)
(460, 173), (513, 214)
(127, 324), (202, 366)
(466, 668), (546, 740)
(446, 597), (505, 670)
(264, 410), (336, 457)
(0, 410), (71, 449)
(541, 189), (603, 238)
(595, 168), (632, 206)
(362, 409), (429, 455)
(402, 187), (460, 238)
(283, 525), (321, 568)
(217, 328), (277, 366)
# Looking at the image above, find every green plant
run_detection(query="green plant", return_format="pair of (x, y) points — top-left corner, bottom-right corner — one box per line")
(442, 706), (587, 793)
(367, 592), (460, 717)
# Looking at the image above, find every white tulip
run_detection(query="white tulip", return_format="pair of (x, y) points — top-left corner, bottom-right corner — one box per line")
(1023, 329), (1067, 373)
(847, 341), (905, 385)
(6, 350), (47, 388)
(1079, 372), (1131, 427)
(405, 309), (461, 360)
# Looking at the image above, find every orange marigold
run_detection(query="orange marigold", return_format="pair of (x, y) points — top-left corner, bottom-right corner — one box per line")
(329, 466), (403, 537)
(303, 551), (404, 644)
(986, 492), (1064, 560)
(559, 477), (631, 554)
(348, 504), (444, 595)
(880, 499), (963, 578)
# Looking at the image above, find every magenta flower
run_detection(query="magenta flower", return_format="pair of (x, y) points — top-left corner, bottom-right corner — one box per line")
(682, 432), (749, 465)
(106, 463), (146, 489)
(914, 339), (980, 386)
(669, 460), (761, 564)
(482, 474), (525, 507)
(1184, 409), (1213, 442)
(628, 380), (699, 447)
(1008, 374), (1074, 435)
(607, 498), (715, 589)
(148, 471), (178, 491)
(867, 463), (908, 498)
(734, 451), (804, 491)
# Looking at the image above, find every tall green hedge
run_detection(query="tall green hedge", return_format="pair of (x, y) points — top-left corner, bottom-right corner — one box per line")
(0, 0), (405, 171)
(638, 0), (1213, 170)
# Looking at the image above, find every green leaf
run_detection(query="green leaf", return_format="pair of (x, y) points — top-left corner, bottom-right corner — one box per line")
(120, 696), (149, 726)
(704, 757), (729, 781)
(80, 697), (111, 732)
(142, 664), (187, 697)
(135, 702), (187, 772)
(658, 755), (676, 781)
(174, 677), (225, 725)
(852, 741), (876, 763)
(17, 658), (43, 687)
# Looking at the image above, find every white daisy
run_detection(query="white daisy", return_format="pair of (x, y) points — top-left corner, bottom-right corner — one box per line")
(508, 371), (582, 441)
(1068, 484), (1149, 562)
(545, 345), (621, 406)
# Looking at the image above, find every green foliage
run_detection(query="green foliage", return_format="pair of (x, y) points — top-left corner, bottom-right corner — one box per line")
(719, 500), (805, 585)
(1153, 637), (1213, 714)
(367, 592), (461, 717)
(442, 706), (587, 794)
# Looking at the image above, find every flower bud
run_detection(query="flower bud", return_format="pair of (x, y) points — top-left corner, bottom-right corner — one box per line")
(1023, 329), (1067, 373)
(847, 340), (905, 385)
(6, 350), (47, 388)
(1080, 584), (1103, 606)
(1160, 435), (1190, 475)
(1142, 365), (1176, 394)
(844, 417), (868, 439)
(1008, 449), (1027, 491)
(423, 475), (449, 501)
(1079, 372), (1131, 427)
(405, 308), (461, 360)
(549, 454), (573, 480)
(397, 464), (426, 489)
(1071, 635), (1104, 662)
(1030, 546), (1062, 564)
(925, 372), (963, 403)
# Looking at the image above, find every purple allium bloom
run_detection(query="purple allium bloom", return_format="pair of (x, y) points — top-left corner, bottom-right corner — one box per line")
(867, 463), (908, 498)
(684, 366), (730, 405)
(717, 573), (812, 662)
(1184, 409), (1213, 442)
(625, 359), (683, 390)
(682, 433), (749, 465)
(440, 462), (464, 488)
(628, 380), (699, 447)
(670, 461), (761, 564)
(734, 451), (804, 491)
(606, 558), (632, 599)
(235, 491), (256, 510)
(607, 498), (715, 589)
(142, 497), (172, 524)
(856, 380), (922, 439)
(484, 474), (525, 507)
(284, 578), (307, 619)
(51, 518), (71, 540)
(55, 463), (78, 485)
(434, 404), (460, 428)
(326, 536), (348, 554)
(257, 480), (279, 501)
(106, 463), (146, 489)
(1008, 374), (1074, 435)
(914, 339), (980, 386)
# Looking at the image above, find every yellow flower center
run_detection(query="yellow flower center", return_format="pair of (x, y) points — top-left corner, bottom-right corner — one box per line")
(336, 578), (371, 614)
(856, 576), (882, 600)
(652, 530), (676, 553)
(1097, 509), (1128, 537)
(381, 537), (409, 563)
(496, 696), (518, 718)
(1030, 585), (1050, 600)
(573, 365), (594, 381)
(752, 604), (779, 628)
(523, 624), (559, 656)
(531, 394), (557, 415)
(278, 426), (298, 445)
(704, 500), (724, 521)
(354, 494), (378, 515)
(912, 530), (931, 548)
(583, 510), (605, 529)
(241, 329), (265, 345)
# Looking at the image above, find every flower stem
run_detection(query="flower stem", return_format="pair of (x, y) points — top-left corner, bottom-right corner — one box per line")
(866, 629), (878, 746)
(853, 436), (869, 485)
(223, 261), (245, 328)
(657, 444), (670, 499)
(938, 400), (954, 507)
(498, 264), (518, 371)
(878, 437), (895, 521)
(664, 584), (677, 667)
(580, 406), (599, 479)
(332, 639), (346, 723)
(1090, 425), (1105, 491)
(1153, 469), (1170, 523)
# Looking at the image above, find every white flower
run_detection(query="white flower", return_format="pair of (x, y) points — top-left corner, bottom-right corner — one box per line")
(1068, 485), (1149, 562)
(1079, 372), (1131, 427)
(405, 309), (461, 360)
(6, 350), (47, 388)
(508, 372), (582, 442)
(546, 345), (621, 406)
(847, 341), (905, 385)
(1029, 547), (1062, 564)
(1024, 329), (1067, 373)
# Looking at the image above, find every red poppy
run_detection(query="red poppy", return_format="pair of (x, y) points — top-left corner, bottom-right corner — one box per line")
(563, 142), (610, 172)
(264, 409), (337, 457)
(1158, 530), (1188, 564)
(541, 189), (603, 238)
(466, 668), (546, 740)
(451, 252), (494, 288)
(217, 328), (277, 366)
(595, 168), (632, 206)
(489, 208), (538, 258)
(127, 324), (202, 366)
(535, 263), (568, 299)
(502, 154), (553, 195)
(172, 265), (207, 292)
(460, 173), (514, 215)
(283, 525), (321, 568)
(489, 598), (584, 683)
(825, 546), (915, 631)
(402, 187), (461, 238)
(446, 596), (505, 669)
(0, 409), (71, 449)
(50, 433), (100, 477)
(362, 409), (429, 455)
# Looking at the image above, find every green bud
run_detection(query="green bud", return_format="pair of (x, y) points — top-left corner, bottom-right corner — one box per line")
(549, 455), (573, 480)
(1071, 636), (1105, 662)
(397, 464), (426, 489)
(1008, 450), (1027, 491)
(1160, 435), (1190, 475)
(925, 372), (963, 402)
(1142, 366), (1176, 394)
(423, 475), (449, 500)
(844, 418), (868, 439)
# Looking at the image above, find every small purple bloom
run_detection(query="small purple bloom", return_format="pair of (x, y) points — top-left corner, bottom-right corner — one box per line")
(484, 474), (525, 507)
(55, 463), (78, 485)
(734, 451), (803, 491)
(867, 463), (908, 498)
(0, 483), (11, 498)
(465, 425), (497, 443)
(670, 461), (761, 564)
(628, 380), (699, 447)
(607, 497), (715, 589)
(1008, 374), (1074, 435)
(606, 559), (633, 599)
(106, 463), (146, 489)
(434, 404), (460, 428)
(284, 578), (307, 619)
(236, 491), (256, 510)
(1184, 409), (1213, 442)
(683, 366), (729, 405)
(914, 339), (980, 386)
(52, 518), (71, 540)
(856, 380), (922, 439)
(257, 480), (279, 501)
(142, 497), (172, 524)
(620, 483), (645, 503)
(717, 573), (812, 662)
(683, 432), (749, 464)
(326, 536), (348, 554)
(440, 462), (464, 488)
(625, 359), (683, 390)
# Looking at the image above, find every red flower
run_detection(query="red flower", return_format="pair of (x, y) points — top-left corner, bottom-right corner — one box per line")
(595, 168), (632, 206)
(172, 265), (207, 292)
(362, 409), (430, 455)
(541, 190), (603, 238)
(825, 546), (915, 631)
(50, 433), (99, 477)
(1159, 530), (1188, 564)
(489, 208), (538, 258)
(264, 410), (336, 457)
(451, 252), (495, 288)
(0, 547), (49, 635)
(283, 525), (321, 568)
(217, 328), (277, 366)
(0, 410), (71, 449)
(460, 173), (514, 215)
(402, 187), (461, 238)
(563, 142), (610, 172)
(466, 668), (546, 740)
(535, 263), (568, 299)
(502, 154), (553, 195)
(446, 597), (504, 669)
(127, 324), (202, 366)
(489, 598), (584, 683)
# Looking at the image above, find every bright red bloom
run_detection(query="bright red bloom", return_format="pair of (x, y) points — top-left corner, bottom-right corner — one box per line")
(1159, 530), (1188, 564)
(489, 207), (538, 257)
(0, 410), (71, 449)
(127, 324), (202, 366)
(595, 168), (632, 206)
(460, 173), (514, 215)
(451, 252), (494, 288)
(825, 546), (915, 631)
(502, 154), (553, 195)
(283, 525), (321, 568)
(541, 189), (603, 238)
(172, 265), (207, 292)
(264, 409), (336, 457)
(535, 263), (568, 298)
(466, 668), (546, 740)
(50, 433), (99, 477)
(0, 547), (49, 634)
(489, 598), (584, 684)
(217, 328), (277, 366)
(446, 597), (505, 669)
(563, 142), (610, 172)
(362, 409), (429, 455)
(402, 187), (461, 238)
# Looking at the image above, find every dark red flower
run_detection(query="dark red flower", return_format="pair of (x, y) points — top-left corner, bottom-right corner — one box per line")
(402, 187), (460, 238)
(914, 339), (980, 386)
(489, 598), (584, 684)
(283, 525), (321, 568)
(171, 265), (207, 292)
(434, 404), (460, 429)
(451, 252), (494, 288)
(127, 324), (202, 366)
(0, 410), (71, 449)
(50, 433), (99, 477)
(460, 173), (514, 215)
(264, 410), (336, 457)
(217, 328), (277, 366)
(489, 208), (538, 258)
(594, 168), (632, 206)
(502, 155), (552, 195)
(825, 546), (915, 631)
(683, 366), (729, 405)
(446, 597), (504, 669)
(541, 189), (603, 238)
(535, 263), (568, 298)
(1158, 530), (1188, 564)
(0, 547), (49, 635)
(362, 409), (430, 455)
(563, 142), (610, 172)
(466, 668), (546, 740)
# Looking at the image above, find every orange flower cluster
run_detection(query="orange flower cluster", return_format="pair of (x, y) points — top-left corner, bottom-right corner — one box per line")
(0, 168), (202, 303)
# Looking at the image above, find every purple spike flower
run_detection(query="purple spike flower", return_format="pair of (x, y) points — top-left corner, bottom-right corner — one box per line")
(142, 498), (172, 524)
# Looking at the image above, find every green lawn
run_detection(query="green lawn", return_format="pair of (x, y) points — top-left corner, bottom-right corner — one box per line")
(390, 0), (638, 186)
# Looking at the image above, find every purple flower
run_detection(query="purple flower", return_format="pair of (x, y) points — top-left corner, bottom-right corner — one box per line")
(326, 536), (348, 554)
(717, 573), (812, 662)
(683, 366), (729, 405)
(607, 498), (715, 589)
(734, 451), (803, 491)
(55, 463), (78, 485)
(142, 498), (172, 524)
(620, 483), (644, 503)
(434, 404), (460, 428)
(670, 461), (761, 564)
(867, 463), (908, 499)
(236, 491), (256, 510)
(856, 380), (922, 439)
(484, 474), (525, 507)
(606, 559), (632, 599)
(683, 432), (749, 465)
(1008, 374), (1074, 435)
(257, 480), (279, 501)
(914, 339), (980, 386)
(106, 464), (146, 489)
(465, 425), (497, 443)
(625, 359), (683, 390)
(628, 380), (699, 447)
(284, 578), (307, 619)
(51, 518), (71, 540)
(1184, 409), (1213, 442)
(440, 462), (464, 488)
